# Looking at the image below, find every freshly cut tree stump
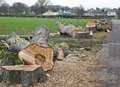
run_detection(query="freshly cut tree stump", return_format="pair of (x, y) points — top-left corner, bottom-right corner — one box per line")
(73, 32), (91, 38)
(18, 43), (54, 71)
(0, 58), (47, 87)
(1, 65), (41, 71)
(0, 65), (47, 87)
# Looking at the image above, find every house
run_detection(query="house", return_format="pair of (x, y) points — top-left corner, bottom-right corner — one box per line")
(84, 9), (95, 17)
(42, 10), (59, 17)
(107, 10), (117, 16)
(84, 8), (117, 17)
(59, 10), (76, 17)
(42, 10), (76, 17)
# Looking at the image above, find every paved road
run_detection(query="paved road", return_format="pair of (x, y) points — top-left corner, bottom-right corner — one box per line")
(97, 20), (120, 87)
(105, 20), (120, 43)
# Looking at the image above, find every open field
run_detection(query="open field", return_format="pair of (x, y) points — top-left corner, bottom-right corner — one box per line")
(0, 17), (88, 35)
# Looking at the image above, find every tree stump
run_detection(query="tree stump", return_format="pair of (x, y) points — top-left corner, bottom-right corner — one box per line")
(73, 32), (92, 38)
(0, 65), (47, 87)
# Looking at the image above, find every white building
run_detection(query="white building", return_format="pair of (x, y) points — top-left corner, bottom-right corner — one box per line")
(107, 10), (117, 16)
(42, 10), (59, 17)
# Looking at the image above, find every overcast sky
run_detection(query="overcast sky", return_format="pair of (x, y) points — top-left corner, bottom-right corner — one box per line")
(6, 0), (120, 9)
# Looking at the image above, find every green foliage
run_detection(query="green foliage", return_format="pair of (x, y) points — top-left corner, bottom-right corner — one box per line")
(96, 19), (108, 32)
(0, 44), (22, 64)
(0, 17), (88, 35)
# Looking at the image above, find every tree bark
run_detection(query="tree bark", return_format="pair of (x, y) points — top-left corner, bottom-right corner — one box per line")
(56, 21), (75, 37)
(6, 32), (30, 52)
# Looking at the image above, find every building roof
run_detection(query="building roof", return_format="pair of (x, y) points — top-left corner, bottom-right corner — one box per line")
(42, 10), (59, 16)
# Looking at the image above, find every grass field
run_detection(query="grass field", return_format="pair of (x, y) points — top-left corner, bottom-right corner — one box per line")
(0, 17), (88, 35)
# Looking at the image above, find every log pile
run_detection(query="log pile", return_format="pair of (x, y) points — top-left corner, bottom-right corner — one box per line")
(0, 25), (70, 87)
(56, 21), (91, 38)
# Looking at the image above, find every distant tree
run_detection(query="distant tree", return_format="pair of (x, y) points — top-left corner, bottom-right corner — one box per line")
(31, 4), (40, 16)
(47, 5), (55, 11)
(31, 0), (51, 16)
(11, 2), (29, 16)
(72, 7), (80, 17)
(63, 6), (71, 11)
(0, 0), (5, 6)
(47, 5), (61, 12)
(37, 0), (50, 7)
(79, 5), (85, 17)
(72, 5), (85, 17)
(117, 8), (120, 18)
(96, 8), (101, 11)
(0, 3), (10, 15)
(47, 5), (71, 12)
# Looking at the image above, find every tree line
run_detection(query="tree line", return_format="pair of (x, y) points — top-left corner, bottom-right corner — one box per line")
(0, 0), (120, 18)
(0, 0), (85, 17)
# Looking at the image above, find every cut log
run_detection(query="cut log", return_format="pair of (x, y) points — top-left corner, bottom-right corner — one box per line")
(56, 21), (87, 38)
(1, 65), (41, 72)
(18, 43), (54, 71)
(56, 48), (64, 60)
(6, 32), (30, 51)
(5, 26), (50, 51)
(56, 21), (75, 37)
(30, 25), (50, 47)
(72, 32), (91, 38)
(49, 32), (60, 37)
(54, 42), (70, 60)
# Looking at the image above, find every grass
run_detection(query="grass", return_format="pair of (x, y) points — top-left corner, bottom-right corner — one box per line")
(93, 32), (107, 50)
(0, 17), (88, 35)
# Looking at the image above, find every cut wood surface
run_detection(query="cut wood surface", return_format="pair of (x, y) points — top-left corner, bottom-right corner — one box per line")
(1, 65), (41, 71)
(73, 32), (91, 38)
(86, 20), (96, 28)
(56, 48), (64, 60)
(18, 43), (54, 71)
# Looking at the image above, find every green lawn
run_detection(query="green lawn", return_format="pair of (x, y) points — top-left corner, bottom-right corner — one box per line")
(0, 17), (88, 35)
